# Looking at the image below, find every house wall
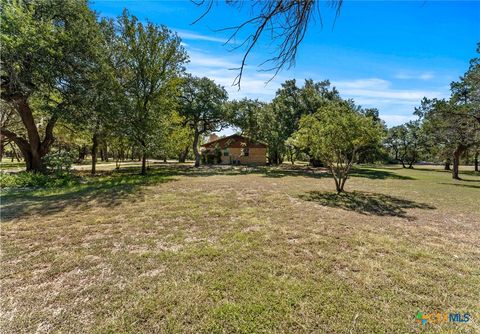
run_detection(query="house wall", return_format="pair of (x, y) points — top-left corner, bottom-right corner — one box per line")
(221, 147), (266, 165)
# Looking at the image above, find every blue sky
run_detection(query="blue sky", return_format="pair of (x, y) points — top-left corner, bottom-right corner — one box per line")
(90, 0), (479, 127)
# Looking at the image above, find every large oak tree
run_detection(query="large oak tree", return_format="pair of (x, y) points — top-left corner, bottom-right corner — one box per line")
(1, 0), (102, 172)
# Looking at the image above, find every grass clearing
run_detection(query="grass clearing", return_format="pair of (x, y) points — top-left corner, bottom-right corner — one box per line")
(1, 164), (479, 333)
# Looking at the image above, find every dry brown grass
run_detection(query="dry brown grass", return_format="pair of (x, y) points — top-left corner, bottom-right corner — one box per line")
(1, 164), (479, 333)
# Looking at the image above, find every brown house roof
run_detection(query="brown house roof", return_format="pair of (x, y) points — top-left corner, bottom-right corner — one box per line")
(201, 134), (267, 149)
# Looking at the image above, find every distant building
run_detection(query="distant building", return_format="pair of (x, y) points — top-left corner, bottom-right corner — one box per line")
(200, 134), (267, 165)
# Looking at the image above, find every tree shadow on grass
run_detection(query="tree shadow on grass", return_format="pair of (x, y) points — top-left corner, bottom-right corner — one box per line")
(115, 164), (258, 178)
(299, 191), (435, 219)
(0, 172), (175, 223)
(413, 167), (480, 181)
(439, 183), (480, 189)
(454, 176), (480, 182)
(348, 168), (415, 180)
(460, 170), (480, 178)
(260, 168), (330, 179)
(258, 166), (414, 180)
(109, 164), (415, 181)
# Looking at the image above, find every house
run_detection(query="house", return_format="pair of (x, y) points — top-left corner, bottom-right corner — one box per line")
(200, 134), (267, 165)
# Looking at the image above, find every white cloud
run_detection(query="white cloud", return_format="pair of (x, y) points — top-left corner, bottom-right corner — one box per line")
(186, 48), (283, 100)
(331, 77), (450, 127)
(341, 88), (442, 101)
(334, 78), (390, 90)
(176, 30), (228, 44)
(419, 72), (435, 80)
(394, 71), (435, 81)
(187, 50), (238, 69)
(196, 71), (282, 101)
(333, 78), (445, 103)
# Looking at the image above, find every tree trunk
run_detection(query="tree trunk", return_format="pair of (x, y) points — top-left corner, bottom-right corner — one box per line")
(103, 142), (108, 162)
(0, 141), (4, 161)
(178, 145), (189, 163)
(193, 131), (201, 168)
(28, 151), (42, 171)
(141, 151), (147, 175)
(18, 100), (43, 171)
(336, 168), (351, 193)
(270, 150), (282, 165)
(335, 177), (342, 193)
(444, 161), (451, 170)
(452, 145), (466, 180)
(338, 176), (347, 193)
(91, 133), (98, 175)
(78, 145), (87, 162)
(310, 158), (322, 167)
(474, 152), (479, 172)
(9, 142), (20, 162)
(8, 143), (13, 162)
(10, 139), (41, 171)
(21, 147), (31, 167)
(3, 98), (57, 172)
(331, 170), (345, 193)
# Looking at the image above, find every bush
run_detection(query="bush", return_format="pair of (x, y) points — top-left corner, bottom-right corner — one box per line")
(0, 171), (80, 189)
(206, 154), (215, 164)
(43, 150), (76, 174)
(214, 148), (222, 164)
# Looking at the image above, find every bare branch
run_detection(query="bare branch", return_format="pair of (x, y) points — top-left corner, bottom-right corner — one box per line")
(192, 0), (343, 88)
(190, 0), (214, 25)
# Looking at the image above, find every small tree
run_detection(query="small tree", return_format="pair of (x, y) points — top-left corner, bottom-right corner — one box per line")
(295, 102), (383, 192)
(179, 76), (228, 167)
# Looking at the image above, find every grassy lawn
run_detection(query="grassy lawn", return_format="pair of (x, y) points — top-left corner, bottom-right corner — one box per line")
(0, 161), (25, 171)
(1, 165), (479, 333)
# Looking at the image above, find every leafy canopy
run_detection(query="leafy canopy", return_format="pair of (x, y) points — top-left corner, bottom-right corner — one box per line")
(294, 101), (383, 192)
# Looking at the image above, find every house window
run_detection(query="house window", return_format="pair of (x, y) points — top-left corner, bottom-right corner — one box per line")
(223, 149), (229, 156)
(242, 148), (249, 156)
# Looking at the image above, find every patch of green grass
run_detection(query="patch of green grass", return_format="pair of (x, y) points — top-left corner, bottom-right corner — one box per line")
(1, 164), (479, 333)
(0, 171), (81, 189)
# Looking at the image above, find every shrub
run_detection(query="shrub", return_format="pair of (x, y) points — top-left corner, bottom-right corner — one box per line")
(43, 150), (76, 174)
(206, 154), (215, 164)
(214, 148), (222, 164)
